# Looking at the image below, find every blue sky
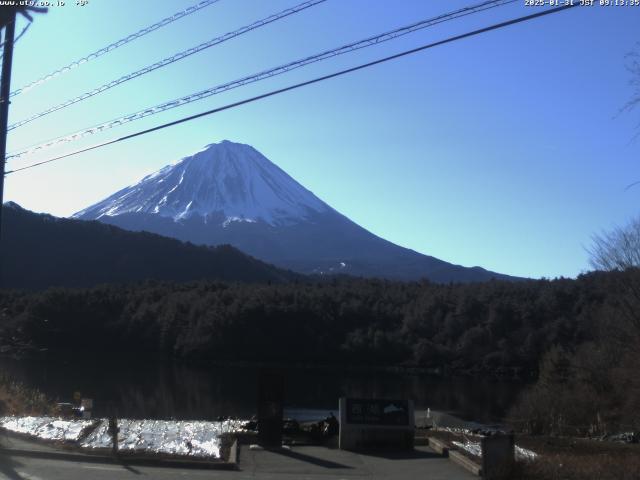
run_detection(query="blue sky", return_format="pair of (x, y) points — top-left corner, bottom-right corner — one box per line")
(4, 0), (640, 279)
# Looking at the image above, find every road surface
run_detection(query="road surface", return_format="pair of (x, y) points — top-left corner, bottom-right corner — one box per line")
(0, 444), (476, 480)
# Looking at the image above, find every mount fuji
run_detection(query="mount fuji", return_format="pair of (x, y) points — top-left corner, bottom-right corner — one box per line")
(74, 140), (510, 282)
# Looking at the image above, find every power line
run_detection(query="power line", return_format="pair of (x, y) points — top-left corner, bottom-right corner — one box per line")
(5, 3), (578, 176)
(0, 5), (47, 62)
(9, 0), (222, 98)
(8, 0), (326, 131)
(0, 17), (33, 60)
(0, 20), (30, 50)
(8, 0), (516, 160)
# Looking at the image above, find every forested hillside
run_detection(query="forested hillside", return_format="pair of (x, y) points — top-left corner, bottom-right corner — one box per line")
(0, 270), (618, 376)
(0, 203), (297, 289)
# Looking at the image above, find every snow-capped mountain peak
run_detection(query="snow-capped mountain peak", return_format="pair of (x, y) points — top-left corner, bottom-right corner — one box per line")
(73, 140), (330, 226)
(73, 140), (513, 282)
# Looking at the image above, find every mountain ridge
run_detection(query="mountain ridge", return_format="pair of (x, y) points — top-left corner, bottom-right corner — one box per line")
(1, 202), (298, 290)
(74, 140), (517, 283)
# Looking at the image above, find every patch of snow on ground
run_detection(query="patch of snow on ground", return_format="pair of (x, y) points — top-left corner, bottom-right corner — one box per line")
(0, 416), (247, 459)
(0, 416), (94, 442)
(452, 440), (482, 457)
(452, 439), (538, 461)
(80, 419), (246, 458)
(515, 445), (538, 461)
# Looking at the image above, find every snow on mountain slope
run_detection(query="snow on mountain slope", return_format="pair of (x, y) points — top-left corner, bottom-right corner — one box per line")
(74, 140), (516, 282)
(74, 140), (330, 226)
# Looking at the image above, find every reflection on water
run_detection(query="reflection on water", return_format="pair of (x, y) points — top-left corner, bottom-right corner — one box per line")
(0, 357), (524, 423)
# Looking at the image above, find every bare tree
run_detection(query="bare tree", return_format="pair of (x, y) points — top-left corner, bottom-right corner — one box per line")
(588, 216), (640, 336)
(622, 43), (640, 135)
(589, 216), (640, 271)
(626, 47), (640, 107)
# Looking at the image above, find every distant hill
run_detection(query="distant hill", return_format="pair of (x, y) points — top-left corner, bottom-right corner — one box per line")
(0, 202), (297, 290)
(74, 140), (516, 283)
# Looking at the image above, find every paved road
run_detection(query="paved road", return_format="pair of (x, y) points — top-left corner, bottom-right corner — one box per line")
(0, 444), (476, 480)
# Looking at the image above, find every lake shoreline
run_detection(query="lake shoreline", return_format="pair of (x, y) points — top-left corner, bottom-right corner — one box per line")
(0, 349), (531, 382)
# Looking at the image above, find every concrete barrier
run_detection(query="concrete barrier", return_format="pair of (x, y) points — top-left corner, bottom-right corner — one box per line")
(427, 437), (450, 456)
(449, 450), (482, 476)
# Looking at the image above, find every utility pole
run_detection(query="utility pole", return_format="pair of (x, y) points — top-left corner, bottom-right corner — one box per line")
(0, 10), (17, 281)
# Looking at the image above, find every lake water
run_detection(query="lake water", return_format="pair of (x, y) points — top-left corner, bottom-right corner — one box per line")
(0, 357), (524, 424)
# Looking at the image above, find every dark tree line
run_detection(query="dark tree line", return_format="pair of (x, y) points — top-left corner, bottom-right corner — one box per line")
(0, 270), (620, 378)
(508, 215), (640, 436)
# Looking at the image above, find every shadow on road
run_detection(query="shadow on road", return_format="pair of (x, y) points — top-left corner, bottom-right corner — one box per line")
(267, 447), (354, 469)
(120, 462), (142, 475)
(358, 448), (442, 460)
(0, 453), (26, 480)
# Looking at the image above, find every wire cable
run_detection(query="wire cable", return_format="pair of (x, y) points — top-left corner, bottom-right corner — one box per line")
(8, 0), (326, 131)
(7, 0), (516, 160)
(0, 20), (29, 50)
(5, 3), (578, 176)
(9, 0), (222, 98)
(0, 18), (32, 65)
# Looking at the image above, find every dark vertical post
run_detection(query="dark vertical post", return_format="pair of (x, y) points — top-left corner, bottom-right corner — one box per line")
(0, 12), (17, 282)
(108, 416), (119, 456)
(257, 369), (284, 447)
